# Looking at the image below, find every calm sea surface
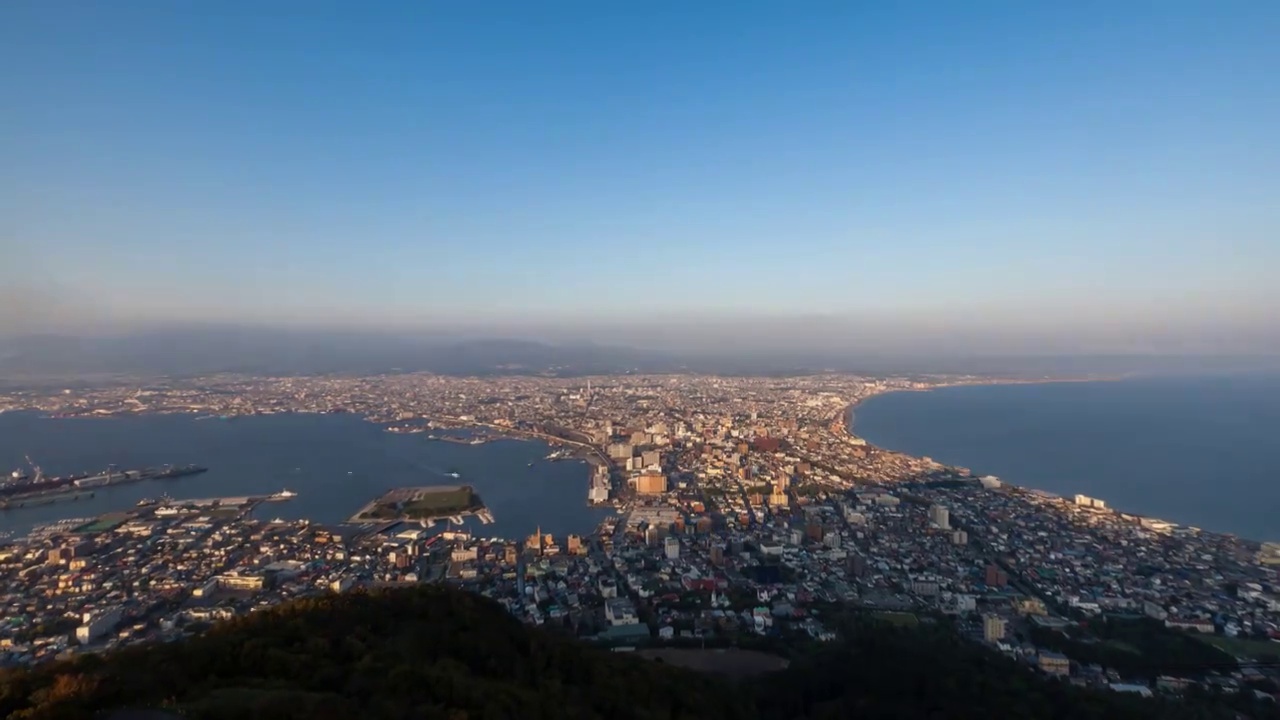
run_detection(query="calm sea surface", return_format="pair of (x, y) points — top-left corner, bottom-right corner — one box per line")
(0, 412), (607, 539)
(852, 375), (1280, 542)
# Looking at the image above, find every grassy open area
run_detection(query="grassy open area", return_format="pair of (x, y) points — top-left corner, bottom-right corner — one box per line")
(1198, 634), (1280, 660)
(402, 487), (478, 516)
(354, 485), (482, 521)
(870, 611), (919, 628)
(1103, 639), (1142, 654)
(74, 516), (127, 533)
(638, 648), (789, 678)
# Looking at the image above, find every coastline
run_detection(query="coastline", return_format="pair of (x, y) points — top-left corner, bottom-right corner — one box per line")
(839, 377), (1266, 543)
(841, 376), (1117, 436)
(0, 412), (606, 541)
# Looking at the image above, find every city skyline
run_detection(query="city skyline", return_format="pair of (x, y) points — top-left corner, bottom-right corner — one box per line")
(3, 2), (1278, 353)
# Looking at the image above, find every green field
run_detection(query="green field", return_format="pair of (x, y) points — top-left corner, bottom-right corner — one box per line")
(1198, 634), (1280, 660)
(354, 486), (482, 521)
(74, 517), (127, 533)
(1102, 639), (1141, 655)
(870, 611), (920, 628)
(402, 487), (478, 516)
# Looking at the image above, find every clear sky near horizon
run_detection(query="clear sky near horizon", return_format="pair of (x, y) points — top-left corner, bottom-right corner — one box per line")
(2, 1), (1278, 354)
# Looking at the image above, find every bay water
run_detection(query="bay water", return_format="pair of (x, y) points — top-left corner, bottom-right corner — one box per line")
(852, 375), (1280, 541)
(0, 411), (607, 539)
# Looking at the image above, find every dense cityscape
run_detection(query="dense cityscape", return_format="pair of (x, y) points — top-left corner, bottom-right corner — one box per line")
(2, 373), (1279, 703)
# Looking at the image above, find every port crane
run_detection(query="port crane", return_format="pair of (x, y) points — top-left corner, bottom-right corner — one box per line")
(24, 454), (43, 483)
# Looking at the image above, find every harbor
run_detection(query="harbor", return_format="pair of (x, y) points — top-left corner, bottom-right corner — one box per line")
(1, 459), (209, 509)
(16, 490), (300, 540)
(425, 434), (492, 445)
(150, 489), (297, 510)
(0, 490), (99, 510)
(0, 410), (609, 544)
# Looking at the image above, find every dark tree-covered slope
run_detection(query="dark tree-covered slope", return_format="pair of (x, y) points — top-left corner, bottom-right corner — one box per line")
(0, 587), (751, 720)
(2, 587), (1277, 720)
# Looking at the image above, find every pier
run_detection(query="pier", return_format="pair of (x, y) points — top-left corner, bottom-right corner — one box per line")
(0, 463), (208, 507)
(0, 491), (97, 510)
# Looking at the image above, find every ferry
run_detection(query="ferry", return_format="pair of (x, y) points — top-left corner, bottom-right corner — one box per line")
(267, 489), (298, 501)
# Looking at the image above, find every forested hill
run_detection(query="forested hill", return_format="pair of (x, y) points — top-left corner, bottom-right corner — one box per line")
(0, 586), (1275, 720)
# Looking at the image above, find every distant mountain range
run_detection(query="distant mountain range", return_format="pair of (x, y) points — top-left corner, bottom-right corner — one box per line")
(0, 327), (1275, 382)
(0, 329), (677, 379)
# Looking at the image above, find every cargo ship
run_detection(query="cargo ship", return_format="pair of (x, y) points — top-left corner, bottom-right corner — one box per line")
(73, 464), (207, 488)
(1, 458), (208, 502)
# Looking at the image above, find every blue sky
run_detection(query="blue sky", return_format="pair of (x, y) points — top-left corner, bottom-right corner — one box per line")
(2, 1), (1277, 352)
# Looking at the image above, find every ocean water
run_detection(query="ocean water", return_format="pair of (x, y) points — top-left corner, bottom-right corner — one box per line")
(0, 411), (607, 539)
(852, 375), (1280, 542)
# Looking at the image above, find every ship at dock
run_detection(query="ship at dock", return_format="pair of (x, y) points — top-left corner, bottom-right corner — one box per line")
(72, 464), (208, 488)
(1, 456), (209, 506)
(383, 424), (427, 434)
(137, 493), (175, 508)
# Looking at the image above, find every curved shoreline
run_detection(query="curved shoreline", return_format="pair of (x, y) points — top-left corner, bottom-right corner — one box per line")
(841, 377), (1114, 437)
(839, 378), (1266, 543)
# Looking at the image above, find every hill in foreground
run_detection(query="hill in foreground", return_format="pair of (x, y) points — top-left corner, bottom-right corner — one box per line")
(1, 586), (1276, 720)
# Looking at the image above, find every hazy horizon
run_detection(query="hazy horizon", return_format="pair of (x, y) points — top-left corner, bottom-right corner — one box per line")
(3, 3), (1277, 357)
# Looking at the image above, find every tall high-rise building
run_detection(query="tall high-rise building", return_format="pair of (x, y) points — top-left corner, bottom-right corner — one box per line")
(644, 525), (662, 546)
(985, 564), (1008, 587)
(847, 552), (869, 578)
(806, 522), (824, 542)
(983, 614), (1007, 642)
(710, 544), (725, 565)
(526, 526), (544, 555)
(636, 470), (667, 494)
(929, 504), (951, 530)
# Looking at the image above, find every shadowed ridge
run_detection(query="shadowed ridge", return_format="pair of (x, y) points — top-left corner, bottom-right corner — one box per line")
(0, 586), (752, 720)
